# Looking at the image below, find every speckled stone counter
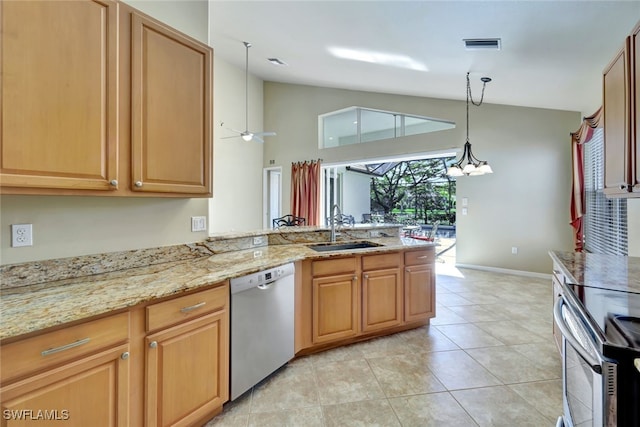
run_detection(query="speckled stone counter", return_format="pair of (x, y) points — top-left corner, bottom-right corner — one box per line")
(549, 251), (640, 294)
(0, 235), (434, 341)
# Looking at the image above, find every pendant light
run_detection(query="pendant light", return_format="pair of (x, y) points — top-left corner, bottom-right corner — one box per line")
(447, 73), (493, 177)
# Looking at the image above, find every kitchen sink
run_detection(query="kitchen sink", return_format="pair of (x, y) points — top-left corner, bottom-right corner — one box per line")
(308, 241), (383, 252)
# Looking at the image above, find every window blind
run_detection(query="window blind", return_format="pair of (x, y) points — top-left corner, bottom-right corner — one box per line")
(583, 128), (627, 255)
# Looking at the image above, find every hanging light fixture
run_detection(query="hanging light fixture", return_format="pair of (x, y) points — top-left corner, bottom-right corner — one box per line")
(447, 72), (493, 177)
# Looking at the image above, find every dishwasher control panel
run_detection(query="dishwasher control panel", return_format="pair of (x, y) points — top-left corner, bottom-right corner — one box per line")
(230, 263), (295, 294)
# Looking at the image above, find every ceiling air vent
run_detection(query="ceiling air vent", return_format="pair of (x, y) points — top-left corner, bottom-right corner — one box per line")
(463, 38), (501, 51)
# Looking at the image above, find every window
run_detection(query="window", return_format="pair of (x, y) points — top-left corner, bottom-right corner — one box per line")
(583, 128), (627, 255)
(318, 106), (455, 148)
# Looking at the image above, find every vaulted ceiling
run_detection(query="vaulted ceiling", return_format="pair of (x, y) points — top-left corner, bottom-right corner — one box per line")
(210, 0), (640, 114)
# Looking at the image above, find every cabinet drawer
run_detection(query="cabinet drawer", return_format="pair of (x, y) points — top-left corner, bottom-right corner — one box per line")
(1, 311), (129, 384)
(312, 257), (357, 277)
(404, 248), (435, 266)
(362, 252), (401, 271)
(146, 284), (228, 332)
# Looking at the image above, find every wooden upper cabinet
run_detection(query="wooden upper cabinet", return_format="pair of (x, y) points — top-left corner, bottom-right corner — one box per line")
(130, 12), (212, 195)
(0, 0), (119, 191)
(632, 21), (640, 194)
(603, 38), (632, 196)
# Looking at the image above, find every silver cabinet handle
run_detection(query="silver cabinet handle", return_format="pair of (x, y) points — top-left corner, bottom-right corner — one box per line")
(405, 268), (411, 273)
(121, 352), (130, 360)
(180, 301), (206, 313)
(149, 341), (158, 349)
(417, 255), (429, 259)
(41, 338), (90, 356)
(110, 179), (118, 186)
(364, 274), (369, 279)
(135, 181), (143, 188)
(352, 276), (357, 281)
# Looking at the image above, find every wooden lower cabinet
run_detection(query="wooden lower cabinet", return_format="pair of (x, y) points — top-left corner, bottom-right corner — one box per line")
(145, 289), (229, 427)
(403, 264), (435, 322)
(299, 248), (436, 352)
(0, 344), (130, 427)
(362, 268), (402, 332)
(0, 284), (229, 427)
(312, 273), (359, 344)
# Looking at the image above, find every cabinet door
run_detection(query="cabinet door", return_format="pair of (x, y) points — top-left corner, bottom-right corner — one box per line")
(146, 311), (228, 427)
(404, 264), (435, 322)
(312, 274), (359, 344)
(603, 39), (632, 196)
(0, 344), (130, 427)
(633, 22), (640, 194)
(0, 0), (119, 191)
(362, 268), (402, 332)
(130, 12), (212, 195)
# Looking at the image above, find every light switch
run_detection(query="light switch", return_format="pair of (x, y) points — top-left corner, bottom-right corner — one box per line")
(462, 208), (468, 216)
(462, 197), (468, 206)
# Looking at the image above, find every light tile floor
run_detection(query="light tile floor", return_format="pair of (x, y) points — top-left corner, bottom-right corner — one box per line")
(205, 265), (562, 427)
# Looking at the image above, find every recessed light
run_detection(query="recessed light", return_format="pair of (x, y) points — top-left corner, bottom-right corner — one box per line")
(267, 58), (287, 66)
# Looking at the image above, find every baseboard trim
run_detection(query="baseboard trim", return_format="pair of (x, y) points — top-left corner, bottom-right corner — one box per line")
(454, 263), (552, 280)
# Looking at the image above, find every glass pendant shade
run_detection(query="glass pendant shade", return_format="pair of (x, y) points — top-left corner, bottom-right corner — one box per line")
(446, 165), (464, 177)
(242, 133), (253, 141)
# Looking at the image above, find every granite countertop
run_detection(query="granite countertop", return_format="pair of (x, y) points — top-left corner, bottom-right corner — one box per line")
(1, 237), (435, 341)
(549, 250), (640, 294)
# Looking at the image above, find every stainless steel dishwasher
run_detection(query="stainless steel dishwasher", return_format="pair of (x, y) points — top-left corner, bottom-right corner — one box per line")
(230, 262), (295, 400)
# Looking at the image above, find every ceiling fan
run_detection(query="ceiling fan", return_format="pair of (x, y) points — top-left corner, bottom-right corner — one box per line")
(222, 41), (276, 144)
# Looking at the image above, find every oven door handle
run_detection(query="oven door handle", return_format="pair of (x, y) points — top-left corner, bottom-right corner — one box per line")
(553, 297), (602, 373)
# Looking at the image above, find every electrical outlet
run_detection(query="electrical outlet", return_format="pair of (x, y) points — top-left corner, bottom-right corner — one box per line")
(369, 230), (381, 238)
(191, 216), (207, 232)
(511, 246), (518, 255)
(12, 224), (33, 247)
(253, 250), (263, 258)
(253, 236), (264, 246)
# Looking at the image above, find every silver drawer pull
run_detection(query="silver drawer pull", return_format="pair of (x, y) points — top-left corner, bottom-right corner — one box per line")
(41, 338), (90, 356)
(417, 255), (429, 259)
(180, 301), (206, 313)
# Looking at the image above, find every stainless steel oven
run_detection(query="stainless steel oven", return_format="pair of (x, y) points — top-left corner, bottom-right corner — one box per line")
(553, 281), (640, 427)
(554, 297), (617, 427)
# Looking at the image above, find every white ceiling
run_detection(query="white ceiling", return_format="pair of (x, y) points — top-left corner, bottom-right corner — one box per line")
(209, 0), (640, 114)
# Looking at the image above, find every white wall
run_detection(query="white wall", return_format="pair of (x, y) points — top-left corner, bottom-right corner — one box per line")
(264, 82), (578, 273)
(0, 0), (213, 265)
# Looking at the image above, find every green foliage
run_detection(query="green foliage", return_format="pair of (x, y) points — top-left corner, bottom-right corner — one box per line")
(370, 158), (457, 225)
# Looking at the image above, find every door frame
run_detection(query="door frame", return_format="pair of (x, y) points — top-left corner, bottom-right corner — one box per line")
(263, 166), (282, 229)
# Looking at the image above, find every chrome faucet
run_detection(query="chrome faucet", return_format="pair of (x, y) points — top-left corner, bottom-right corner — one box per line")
(330, 204), (342, 242)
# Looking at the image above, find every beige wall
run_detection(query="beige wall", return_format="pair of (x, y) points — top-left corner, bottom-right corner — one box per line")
(0, 0), (213, 265)
(123, 0), (209, 43)
(264, 82), (578, 274)
(209, 58), (265, 233)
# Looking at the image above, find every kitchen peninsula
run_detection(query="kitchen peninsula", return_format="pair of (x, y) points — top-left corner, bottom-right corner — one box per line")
(0, 225), (436, 426)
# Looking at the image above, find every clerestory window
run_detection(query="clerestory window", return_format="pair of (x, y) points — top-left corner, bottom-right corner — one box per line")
(319, 106), (455, 148)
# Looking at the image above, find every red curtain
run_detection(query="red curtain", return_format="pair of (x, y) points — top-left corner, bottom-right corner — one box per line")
(291, 160), (321, 226)
(570, 107), (602, 252)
